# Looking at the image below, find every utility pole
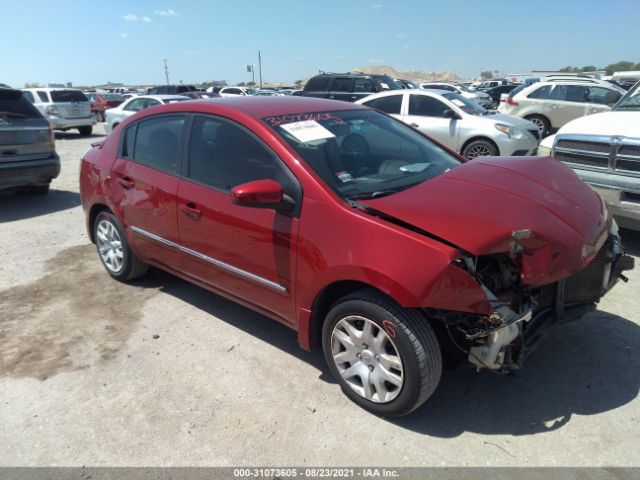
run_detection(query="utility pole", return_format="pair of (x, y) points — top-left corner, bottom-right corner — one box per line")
(163, 59), (170, 85)
(258, 50), (263, 89)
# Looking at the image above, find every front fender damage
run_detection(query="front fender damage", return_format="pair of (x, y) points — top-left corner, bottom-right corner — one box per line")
(420, 223), (633, 373)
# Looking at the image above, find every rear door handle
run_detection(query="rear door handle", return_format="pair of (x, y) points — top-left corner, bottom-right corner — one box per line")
(179, 202), (202, 220)
(411, 123), (420, 128)
(117, 176), (134, 189)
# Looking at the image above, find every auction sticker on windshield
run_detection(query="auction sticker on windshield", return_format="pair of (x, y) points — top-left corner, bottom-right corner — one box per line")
(280, 120), (335, 143)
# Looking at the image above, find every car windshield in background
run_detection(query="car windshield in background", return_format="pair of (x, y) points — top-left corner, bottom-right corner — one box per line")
(0, 90), (43, 118)
(376, 77), (402, 90)
(614, 82), (640, 111)
(162, 98), (190, 104)
(264, 109), (461, 200)
(50, 90), (88, 103)
(101, 93), (125, 101)
(442, 92), (487, 115)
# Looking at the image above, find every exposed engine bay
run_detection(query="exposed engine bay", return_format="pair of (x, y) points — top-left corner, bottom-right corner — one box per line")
(427, 222), (634, 373)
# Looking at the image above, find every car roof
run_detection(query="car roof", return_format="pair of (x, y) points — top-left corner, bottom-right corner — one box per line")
(356, 88), (451, 102)
(22, 87), (82, 91)
(133, 94), (190, 100)
(143, 96), (366, 118)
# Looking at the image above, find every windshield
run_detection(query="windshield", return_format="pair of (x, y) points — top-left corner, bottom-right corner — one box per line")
(442, 93), (487, 115)
(613, 81), (640, 111)
(264, 109), (461, 200)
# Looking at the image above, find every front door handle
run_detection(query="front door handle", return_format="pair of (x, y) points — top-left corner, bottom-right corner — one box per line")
(410, 123), (420, 128)
(117, 176), (134, 189)
(179, 202), (202, 220)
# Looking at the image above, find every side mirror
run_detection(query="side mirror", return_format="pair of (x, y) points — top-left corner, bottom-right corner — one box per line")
(442, 109), (459, 120)
(230, 179), (294, 212)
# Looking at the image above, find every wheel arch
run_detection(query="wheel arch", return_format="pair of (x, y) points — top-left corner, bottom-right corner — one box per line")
(87, 203), (112, 243)
(303, 280), (412, 351)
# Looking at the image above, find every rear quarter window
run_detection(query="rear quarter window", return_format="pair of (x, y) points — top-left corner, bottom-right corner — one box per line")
(0, 90), (45, 119)
(304, 76), (331, 91)
(364, 94), (403, 114)
(131, 115), (185, 173)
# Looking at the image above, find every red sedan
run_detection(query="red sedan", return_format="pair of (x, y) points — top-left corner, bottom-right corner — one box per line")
(79, 97), (633, 416)
(86, 92), (125, 121)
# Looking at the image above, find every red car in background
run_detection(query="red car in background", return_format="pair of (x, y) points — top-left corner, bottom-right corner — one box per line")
(79, 97), (633, 416)
(85, 92), (125, 121)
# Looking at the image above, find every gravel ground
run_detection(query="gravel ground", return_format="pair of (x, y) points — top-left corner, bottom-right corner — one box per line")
(0, 125), (638, 467)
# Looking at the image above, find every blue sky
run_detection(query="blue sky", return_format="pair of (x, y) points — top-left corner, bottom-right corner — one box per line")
(2, 0), (639, 87)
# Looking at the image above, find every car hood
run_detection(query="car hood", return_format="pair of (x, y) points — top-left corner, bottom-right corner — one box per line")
(554, 111), (638, 138)
(481, 112), (537, 130)
(361, 156), (609, 286)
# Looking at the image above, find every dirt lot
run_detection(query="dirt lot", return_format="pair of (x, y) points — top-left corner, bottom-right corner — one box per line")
(0, 125), (639, 466)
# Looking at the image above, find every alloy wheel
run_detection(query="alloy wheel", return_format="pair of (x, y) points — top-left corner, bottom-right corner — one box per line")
(465, 143), (492, 159)
(96, 219), (124, 273)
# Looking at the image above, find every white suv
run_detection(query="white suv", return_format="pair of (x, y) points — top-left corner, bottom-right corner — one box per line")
(22, 88), (96, 136)
(498, 79), (623, 137)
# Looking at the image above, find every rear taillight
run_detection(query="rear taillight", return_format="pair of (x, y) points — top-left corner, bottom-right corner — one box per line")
(506, 98), (519, 106)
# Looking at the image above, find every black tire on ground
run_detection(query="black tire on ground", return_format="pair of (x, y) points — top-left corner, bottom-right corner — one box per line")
(78, 126), (93, 136)
(17, 183), (50, 196)
(524, 114), (550, 138)
(322, 289), (442, 417)
(461, 139), (499, 160)
(97, 112), (104, 122)
(93, 211), (148, 282)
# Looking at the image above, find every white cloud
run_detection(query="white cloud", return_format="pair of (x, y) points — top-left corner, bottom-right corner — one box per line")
(142, 16), (152, 23)
(155, 9), (178, 16)
(120, 33), (129, 38)
(123, 14), (138, 21)
(371, 3), (383, 9)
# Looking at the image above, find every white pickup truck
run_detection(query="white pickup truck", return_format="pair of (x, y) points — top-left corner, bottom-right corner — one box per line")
(538, 81), (640, 230)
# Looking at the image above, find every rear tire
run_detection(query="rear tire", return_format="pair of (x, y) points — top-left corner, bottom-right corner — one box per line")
(78, 126), (93, 136)
(322, 289), (442, 417)
(93, 211), (148, 282)
(524, 114), (550, 138)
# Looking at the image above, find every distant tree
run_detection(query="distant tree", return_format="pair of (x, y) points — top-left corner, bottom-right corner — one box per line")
(24, 82), (41, 88)
(604, 61), (636, 75)
(246, 81), (256, 87)
(480, 70), (493, 80)
(294, 79), (304, 87)
(560, 66), (580, 73)
(237, 81), (246, 86)
(581, 65), (598, 72)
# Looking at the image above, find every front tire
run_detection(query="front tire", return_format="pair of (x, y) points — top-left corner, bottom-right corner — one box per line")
(461, 139), (498, 160)
(322, 290), (442, 417)
(78, 126), (93, 136)
(93, 211), (148, 282)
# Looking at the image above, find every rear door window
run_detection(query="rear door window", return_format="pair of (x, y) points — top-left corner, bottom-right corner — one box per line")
(363, 94), (403, 114)
(527, 85), (552, 99)
(131, 115), (185, 173)
(50, 90), (88, 103)
(331, 78), (354, 92)
(354, 78), (376, 93)
(589, 86), (621, 105)
(37, 91), (49, 102)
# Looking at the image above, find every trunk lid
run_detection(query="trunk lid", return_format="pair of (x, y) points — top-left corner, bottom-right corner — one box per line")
(50, 90), (91, 119)
(362, 156), (609, 286)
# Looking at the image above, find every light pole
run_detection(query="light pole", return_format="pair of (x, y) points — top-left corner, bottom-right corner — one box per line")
(258, 50), (263, 89)
(163, 59), (170, 85)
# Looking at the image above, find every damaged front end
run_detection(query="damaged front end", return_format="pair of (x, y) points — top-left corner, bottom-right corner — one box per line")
(426, 222), (634, 373)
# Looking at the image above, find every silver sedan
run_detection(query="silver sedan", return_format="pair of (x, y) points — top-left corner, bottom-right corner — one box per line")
(104, 95), (190, 134)
(357, 89), (540, 159)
